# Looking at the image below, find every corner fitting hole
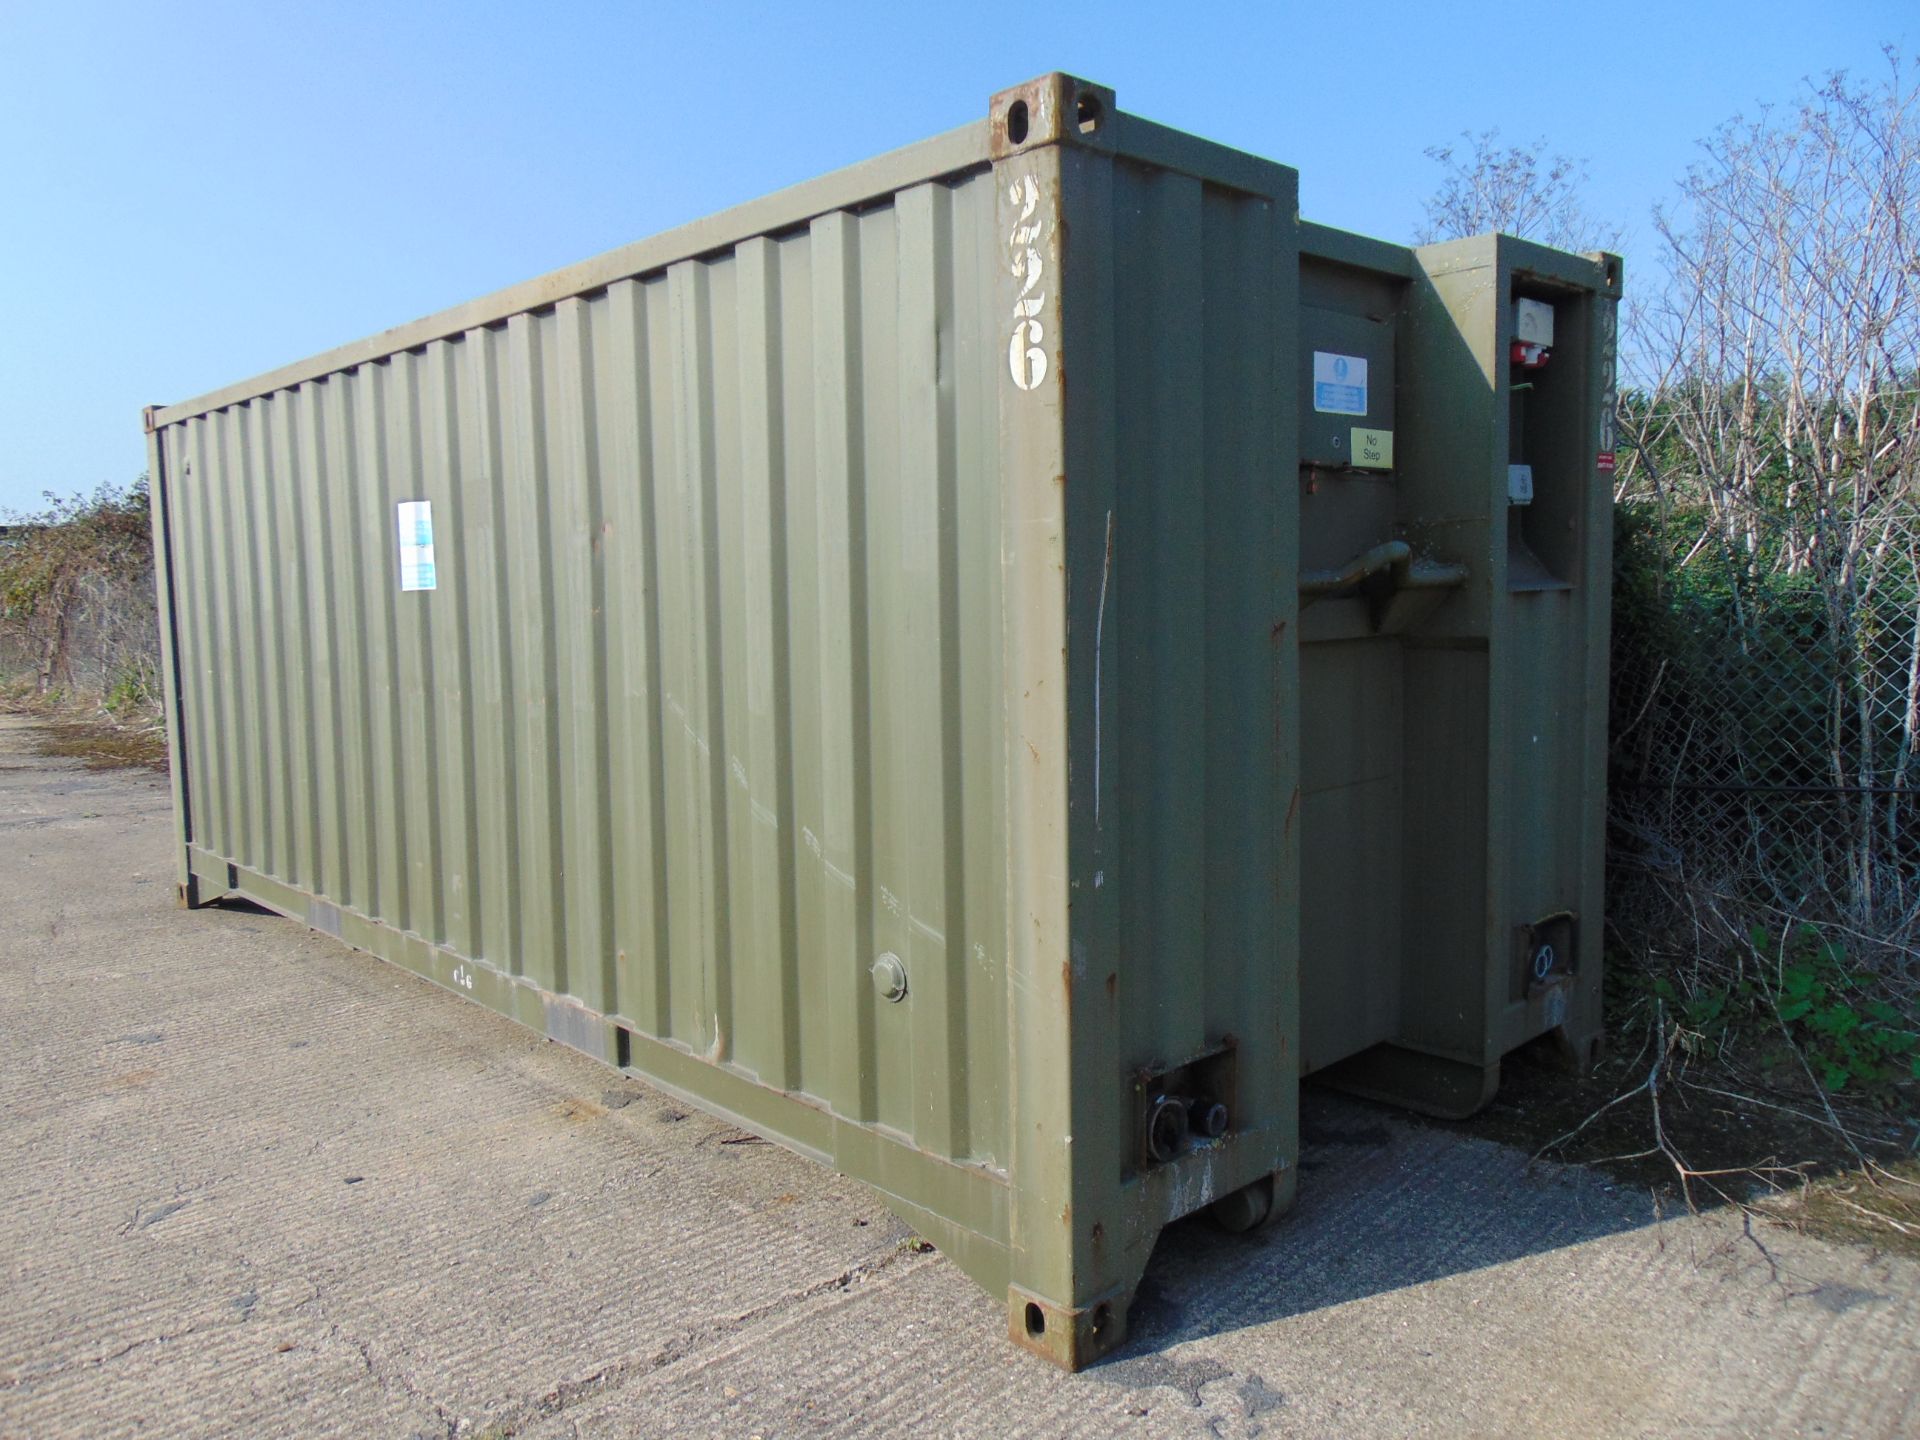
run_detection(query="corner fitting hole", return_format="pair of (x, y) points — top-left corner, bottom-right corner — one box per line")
(1006, 99), (1030, 146)
(1092, 1302), (1112, 1335)
(1024, 1301), (1046, 1338)
(1076, 93), (1103, 134)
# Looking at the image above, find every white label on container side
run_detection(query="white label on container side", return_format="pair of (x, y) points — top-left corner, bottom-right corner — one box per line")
(1313, 351), (1368, 415)
(397, 499), (436, 591)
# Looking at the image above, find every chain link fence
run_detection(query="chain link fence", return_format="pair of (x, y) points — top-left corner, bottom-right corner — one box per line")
(1609, 504), (1920, 958)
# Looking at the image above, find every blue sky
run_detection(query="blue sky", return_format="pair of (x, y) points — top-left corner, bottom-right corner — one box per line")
(1, 0), (1911, 515)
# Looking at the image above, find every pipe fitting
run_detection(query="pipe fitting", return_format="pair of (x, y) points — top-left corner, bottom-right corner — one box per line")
(1191, 1099), (1229, 1140)
(1144, 1094), (1190, 1164)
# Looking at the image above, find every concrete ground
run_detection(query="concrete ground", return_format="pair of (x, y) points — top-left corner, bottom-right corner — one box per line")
(1, 712), (1916, 1439)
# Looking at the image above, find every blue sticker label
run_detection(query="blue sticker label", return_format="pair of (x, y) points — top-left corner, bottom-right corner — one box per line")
(1312, 351), (1369, 416)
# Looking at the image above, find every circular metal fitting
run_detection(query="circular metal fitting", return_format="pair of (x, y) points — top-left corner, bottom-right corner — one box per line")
(1532, 943), (1557, 981)
(1192, 1100), (1230, 1140)
(1209, 1175), (1275, 1233)
(872, 952), (908, 1003)
(1144, 1094), (1190, 1164)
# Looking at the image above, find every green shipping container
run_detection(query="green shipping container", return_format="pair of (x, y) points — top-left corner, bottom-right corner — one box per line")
(145, 74), (1618, 1369)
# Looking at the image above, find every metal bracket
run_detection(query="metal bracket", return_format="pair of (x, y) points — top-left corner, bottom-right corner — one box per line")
(1516, 911), (1577, 1000)
(1129, 1039), (1239, 1175)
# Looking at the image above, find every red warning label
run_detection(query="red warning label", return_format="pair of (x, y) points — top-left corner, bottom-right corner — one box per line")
(1596, 451), (1616, 473)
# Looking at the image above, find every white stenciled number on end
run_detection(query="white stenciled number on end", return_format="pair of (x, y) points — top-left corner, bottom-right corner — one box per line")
(1598, 303), (1619, 452)
(450, 964), (475, 991)
(1007, 174), (1048, 391)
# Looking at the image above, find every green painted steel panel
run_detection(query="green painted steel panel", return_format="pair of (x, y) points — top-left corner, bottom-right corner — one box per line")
(1301, 232), (1619, 1116)
(147, 72), (1618, 1369)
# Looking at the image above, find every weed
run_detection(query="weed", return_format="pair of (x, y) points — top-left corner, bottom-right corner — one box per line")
(1616, 922), (1919, 1107)
(103, 666), (158, 717)
(1763, 927), (1920, 1095)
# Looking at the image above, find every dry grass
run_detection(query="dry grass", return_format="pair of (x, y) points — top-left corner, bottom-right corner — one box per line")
(32, 717), (169, 773)
(1763, 1160), (1920, 1258)
(0, 678), (169, 773)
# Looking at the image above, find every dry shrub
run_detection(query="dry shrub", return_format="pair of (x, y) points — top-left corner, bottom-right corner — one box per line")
(0, 478), (160, 719)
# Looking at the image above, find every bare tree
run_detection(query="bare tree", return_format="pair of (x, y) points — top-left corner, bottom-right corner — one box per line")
(1619, 49), (1920, 933)
(1416, 129), (1620, 252)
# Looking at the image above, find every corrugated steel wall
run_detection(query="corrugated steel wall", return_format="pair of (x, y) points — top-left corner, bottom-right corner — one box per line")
(1102, 164), (1288, 1084)
(1052, 139), (1298, 1179)
(157, 168), (1011, 1167)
